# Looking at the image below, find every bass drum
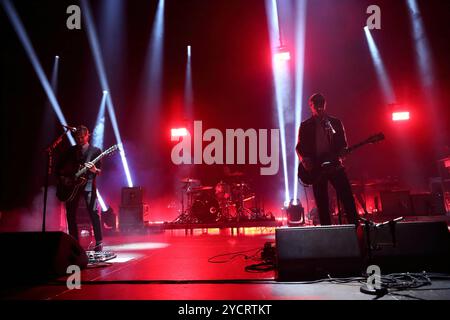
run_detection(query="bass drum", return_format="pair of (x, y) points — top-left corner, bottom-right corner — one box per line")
(190, 196), (220, 223)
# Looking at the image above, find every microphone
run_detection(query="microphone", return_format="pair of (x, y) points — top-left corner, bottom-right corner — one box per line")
(323, 118), (336, 135)
(62, 125), (77, 132)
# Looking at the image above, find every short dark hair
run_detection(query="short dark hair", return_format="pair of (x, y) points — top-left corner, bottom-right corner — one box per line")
(309, 93), (326, 106)
(75, 125), (90, 136)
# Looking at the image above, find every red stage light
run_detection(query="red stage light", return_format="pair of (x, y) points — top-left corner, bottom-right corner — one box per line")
(171, 128), (188, 138)
(444, 159), (450, 169)
(392, 112), (410, 121)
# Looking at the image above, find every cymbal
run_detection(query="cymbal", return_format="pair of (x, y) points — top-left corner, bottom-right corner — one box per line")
(181, 178), (200, 183)
(350, 178), (397, 187)
(243, 195), (255, 202)
(187, 186), (213, 193)
(197, 186), (213, 190)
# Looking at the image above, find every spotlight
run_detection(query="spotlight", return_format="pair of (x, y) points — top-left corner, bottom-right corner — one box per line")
(96, 190), (108, 212)
(185, 45), (193, 118)
(364, 26), (395, 104)
(55, 55), (59, 59)
(390, 104), (411, 122)
(286, 199), (305, 226)
(2, 0), (74, 145)
(171, 128), (188, 138)
(392, 112), (410, 122)
(82, 0), (134, 187)
(293, 0), (307, 206)
(274, 45), (291, 61)
(93, 92), (108, 149)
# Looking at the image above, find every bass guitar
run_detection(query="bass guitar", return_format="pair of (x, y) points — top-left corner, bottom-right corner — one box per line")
(56, 144), (118, 202)
(298, 133), (385, 186)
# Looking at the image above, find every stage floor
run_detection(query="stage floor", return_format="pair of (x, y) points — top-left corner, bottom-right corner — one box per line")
(2, 221), (450, 301)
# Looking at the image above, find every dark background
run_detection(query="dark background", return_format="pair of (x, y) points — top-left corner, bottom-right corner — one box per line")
(1, 0), (449, 223)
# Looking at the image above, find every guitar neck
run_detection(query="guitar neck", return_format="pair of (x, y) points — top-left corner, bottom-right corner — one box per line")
(346, 141), (369, 154)
(75, 152), (105, 177)
(345, 134), (384, 155)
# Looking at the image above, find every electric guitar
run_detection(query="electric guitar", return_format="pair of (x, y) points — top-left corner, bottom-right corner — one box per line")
(56, 144), (118, 202)
(298, 133), (385, 186)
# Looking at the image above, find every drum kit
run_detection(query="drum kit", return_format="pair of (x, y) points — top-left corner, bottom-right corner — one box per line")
(174, 173), (260, 224)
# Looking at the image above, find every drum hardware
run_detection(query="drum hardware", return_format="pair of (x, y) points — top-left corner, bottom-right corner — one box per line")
(174, 178), (201, 223)
(180, 178), (200, 184)
(243, 195), (255, 202)
(173, 176), (270, 224)
(188, 186), (213, 193)
(190, 196), (220, 223)
(231, 180), (255, 222)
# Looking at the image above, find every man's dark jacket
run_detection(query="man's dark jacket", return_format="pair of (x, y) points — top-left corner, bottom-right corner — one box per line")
(56, 144), (102, 192)
(296, 116), (348, 166)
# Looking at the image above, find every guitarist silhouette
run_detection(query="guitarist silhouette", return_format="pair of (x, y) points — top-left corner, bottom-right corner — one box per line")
(56, 125), (104, 251)
(296, 94), (358, 226)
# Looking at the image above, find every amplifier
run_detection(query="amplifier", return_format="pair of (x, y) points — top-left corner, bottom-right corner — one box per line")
(380, 190), (412, 216)
(410, 193), (435, 216)
(119, 205), (150, 229)
(121, 187), (143, 206)
(430, 178), (449, 215)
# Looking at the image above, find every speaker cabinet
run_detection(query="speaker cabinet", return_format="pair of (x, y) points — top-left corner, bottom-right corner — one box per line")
(121, 187), (143, 206)
(362, 221), (450, 273)
(411, 193), (434, 216)
(119, 205), (150, 230)
(0, 232), (88, 284)
(380, 190), (412, 216)
(430, 178), (450, 215)
(275, 225), (362, 281)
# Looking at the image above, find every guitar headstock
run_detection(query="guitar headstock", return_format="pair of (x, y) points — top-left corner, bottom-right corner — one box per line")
(104, 144), (119, 156)
(367, 132), (385, 144)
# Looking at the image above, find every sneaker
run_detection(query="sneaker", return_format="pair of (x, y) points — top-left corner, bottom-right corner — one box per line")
(94, 242), (103, 252)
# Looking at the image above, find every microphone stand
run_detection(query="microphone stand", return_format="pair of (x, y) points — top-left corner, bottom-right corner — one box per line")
(42, 128), (70, 232)
(358, 216), (405, 262)
(359, 217), (375, 261)
(358, 216), (404, 296)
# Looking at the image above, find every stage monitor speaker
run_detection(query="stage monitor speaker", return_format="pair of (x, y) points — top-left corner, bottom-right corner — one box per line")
(121, 187), (143, 206)
(380, 190), (412, 216)
(275, 225), (362, 281)
(362, 221), (450, 273)
(0, 232), (88, 284)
